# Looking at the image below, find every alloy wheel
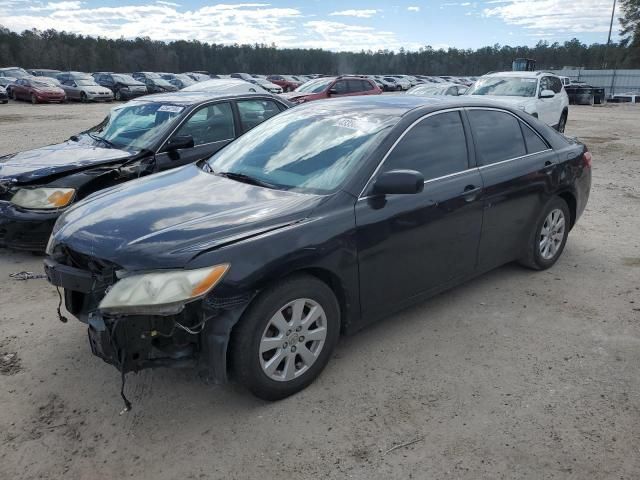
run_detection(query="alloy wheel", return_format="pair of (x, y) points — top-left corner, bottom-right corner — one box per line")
(259, 298), (327, 382)
(539, 209), (565, 260)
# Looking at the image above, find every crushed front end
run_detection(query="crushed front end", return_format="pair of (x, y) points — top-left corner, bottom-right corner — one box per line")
(44, 245), (250, 392)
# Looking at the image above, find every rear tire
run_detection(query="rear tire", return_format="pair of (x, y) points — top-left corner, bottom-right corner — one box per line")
(231, 274), (340, 401)
(518, 197), (570, 271)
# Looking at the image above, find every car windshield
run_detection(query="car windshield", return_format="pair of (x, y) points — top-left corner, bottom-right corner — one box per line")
(206, 107), (398, 194)
(91, 102), (184, 151)
(294, 78), (333, 93)
(113, 74), (142, 85)
(76, 79), (98, 86)
(154, 78), (173, 88)
(466, 77), (537, 97)
(31, 79), (57, 88)
(3, 68), (30, 78)
(407, 85), (447, 96)
(175, 74), (195, 85)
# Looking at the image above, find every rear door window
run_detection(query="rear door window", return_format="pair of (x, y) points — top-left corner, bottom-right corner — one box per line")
(468, 109), (527, 165)
(381, 111), (469, 181)
(236, 99), (281, 132)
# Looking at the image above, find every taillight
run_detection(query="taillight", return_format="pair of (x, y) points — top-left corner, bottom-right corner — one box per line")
(582, 151), (592, 168)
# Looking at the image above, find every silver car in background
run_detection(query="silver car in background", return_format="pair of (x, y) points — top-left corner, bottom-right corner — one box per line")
(407, 83), (467, 97)
(59, 77), (114, 102)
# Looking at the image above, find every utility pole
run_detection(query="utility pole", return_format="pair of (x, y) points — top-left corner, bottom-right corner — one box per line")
(602, 0), (617, 68)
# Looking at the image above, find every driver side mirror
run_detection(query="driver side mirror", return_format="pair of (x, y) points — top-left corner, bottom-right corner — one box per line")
(165, 134), (194, 154)
(540, 89), (555, 98)
(328, 88), (338, 95)
(372, 169), (424, 195)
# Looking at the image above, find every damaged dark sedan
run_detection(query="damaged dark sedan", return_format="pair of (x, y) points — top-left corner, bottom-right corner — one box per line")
(0, 92), (289, 251)
(44, 96), (591, 404)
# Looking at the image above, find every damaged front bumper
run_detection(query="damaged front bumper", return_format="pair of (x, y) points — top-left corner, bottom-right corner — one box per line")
(44, 256), (251, 384)
(0, 200), (59, 251)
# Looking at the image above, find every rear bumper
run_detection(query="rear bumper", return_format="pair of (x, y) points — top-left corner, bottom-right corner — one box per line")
(0, 201), (58, 251)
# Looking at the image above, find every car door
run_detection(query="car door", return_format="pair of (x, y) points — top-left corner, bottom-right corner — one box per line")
(466, 108), (557, 269)
(155, 101), (236, 170)
(355, 110), (484, 319)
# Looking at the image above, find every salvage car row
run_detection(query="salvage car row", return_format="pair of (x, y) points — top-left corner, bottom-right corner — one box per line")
(0, 66), (477, 104)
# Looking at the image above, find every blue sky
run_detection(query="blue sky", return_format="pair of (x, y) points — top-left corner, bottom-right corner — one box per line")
(0, 0), (622, 51)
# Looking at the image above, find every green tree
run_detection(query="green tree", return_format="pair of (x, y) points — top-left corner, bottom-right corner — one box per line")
(620, 0), (640, 61)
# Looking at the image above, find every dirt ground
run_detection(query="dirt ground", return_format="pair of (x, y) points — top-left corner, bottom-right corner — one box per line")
(0, 100), (639, 480)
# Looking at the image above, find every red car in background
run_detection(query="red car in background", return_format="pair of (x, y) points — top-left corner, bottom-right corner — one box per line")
(281, 75), (382, 104)
(10, 77), (66, 104)
(267, 74), (303, 92)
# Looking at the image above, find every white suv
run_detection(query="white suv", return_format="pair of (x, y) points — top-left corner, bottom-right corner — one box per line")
(466, 71), (570, 132)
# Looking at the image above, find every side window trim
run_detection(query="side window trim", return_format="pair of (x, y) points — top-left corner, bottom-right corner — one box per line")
(358, 108), (467, 198)
(464, 107), (553, 168)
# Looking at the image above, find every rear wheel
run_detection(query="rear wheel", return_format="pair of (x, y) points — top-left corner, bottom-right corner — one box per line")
(519, 197), (570, 270)
(231, 275), (340, 400)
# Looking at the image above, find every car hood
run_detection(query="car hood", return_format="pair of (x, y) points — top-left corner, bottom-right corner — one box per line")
(281, 92), (314, 101)
(0, 139), (134, 183)
(50, 164), (324, 270)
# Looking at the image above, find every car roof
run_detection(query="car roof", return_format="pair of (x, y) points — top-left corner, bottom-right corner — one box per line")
(293, 94), (530, 117)
(483, 71), (555, 78)
(131, 91), (288, 106)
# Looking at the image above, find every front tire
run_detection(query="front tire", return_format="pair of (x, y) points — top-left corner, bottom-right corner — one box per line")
(231, 274), (340, 400)
(80, 92), (87, 103)
(518, 197), (570, 270)
(557, 111), (567, 133)
(115, 90), (122, 101)
(31, 94), (38, 104)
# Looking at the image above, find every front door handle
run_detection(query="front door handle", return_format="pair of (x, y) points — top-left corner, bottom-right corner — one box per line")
(463, 185), (482, 201)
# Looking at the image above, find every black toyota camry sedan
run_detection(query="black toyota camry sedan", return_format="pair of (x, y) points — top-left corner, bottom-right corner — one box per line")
(0, 91), (290, 251)
(45, 96), (591, 403)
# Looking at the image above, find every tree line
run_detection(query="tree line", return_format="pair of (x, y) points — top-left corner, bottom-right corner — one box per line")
(0, 27), (639, 75)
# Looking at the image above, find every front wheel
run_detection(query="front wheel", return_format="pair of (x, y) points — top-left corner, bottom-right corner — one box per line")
(80, 92), (87, 103)
(115, 90), (122, 101)
(31, 94), (38, 104)
(519, 197), (570, 270)
(230, 275), (340, 400)
(557, 111), (567, 133)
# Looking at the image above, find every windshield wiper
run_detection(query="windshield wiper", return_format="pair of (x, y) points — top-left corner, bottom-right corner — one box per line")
(216, 171), (280, 189)
(88, 132), (117, 149)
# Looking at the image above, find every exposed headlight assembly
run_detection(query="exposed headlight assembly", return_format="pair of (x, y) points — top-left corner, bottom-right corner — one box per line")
(11, 187), (75, 210)
(99, 264), (230, 315)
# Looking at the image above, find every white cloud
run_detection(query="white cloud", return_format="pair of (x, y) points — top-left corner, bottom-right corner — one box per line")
(329, 9), (378, 18)
(407, 6), (420, 11)
(2, 3), (303, 45)
(29, 0), (82, 10)
(301, 20), (421, 51)
(0, 1), (426, 52)
(484, 0), (621, 34)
